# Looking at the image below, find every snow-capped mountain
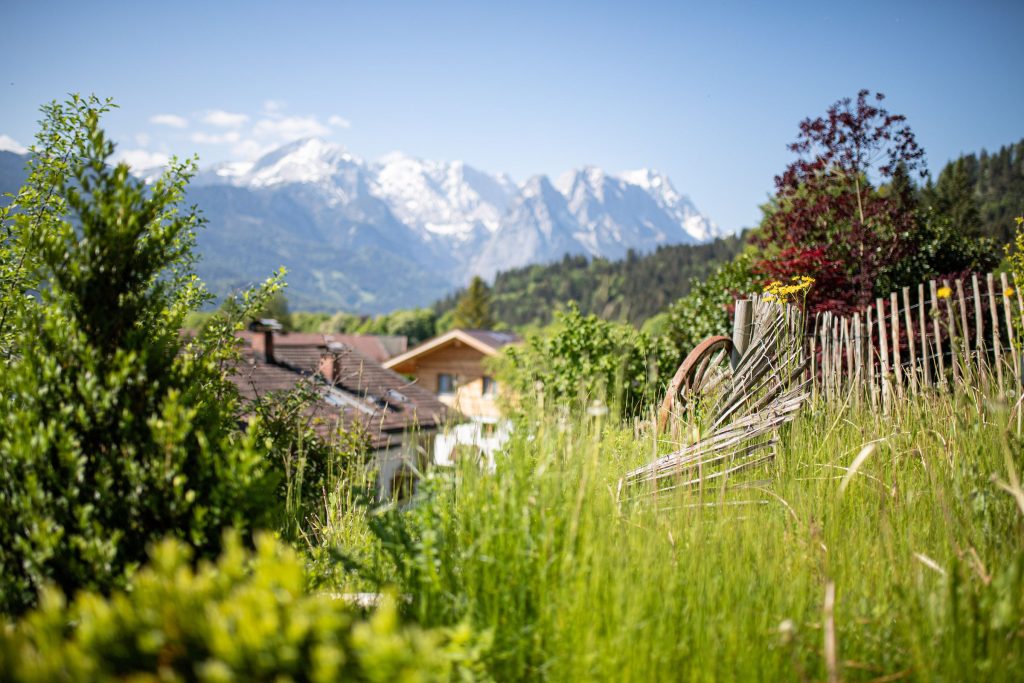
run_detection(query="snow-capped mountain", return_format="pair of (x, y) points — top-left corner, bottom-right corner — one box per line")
(369, 153), (516, 243)
(0, 140), (720, 312)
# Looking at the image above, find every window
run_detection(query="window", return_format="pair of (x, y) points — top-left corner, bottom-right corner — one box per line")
(437, 373), (455, 395)
(482, 375), (497, 397)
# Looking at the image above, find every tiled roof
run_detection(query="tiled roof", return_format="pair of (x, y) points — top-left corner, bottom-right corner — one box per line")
(329, 334), (407, 363)
(235, 331), (406, 363)
(227, 337), (445, 451)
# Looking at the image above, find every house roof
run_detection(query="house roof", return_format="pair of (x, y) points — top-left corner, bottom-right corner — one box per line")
(228, 334), (445, 450)
(235, 331), (407, 363)
(383, 329), (520, 371)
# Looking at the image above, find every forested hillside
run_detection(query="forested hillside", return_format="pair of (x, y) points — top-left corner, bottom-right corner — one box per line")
(435, 233), (746, 327)
(926, 137), (1024, 244)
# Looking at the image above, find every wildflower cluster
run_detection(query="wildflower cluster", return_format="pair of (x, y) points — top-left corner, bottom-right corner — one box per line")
(763, 275), (815, 304)
(937, 286), (953, 299)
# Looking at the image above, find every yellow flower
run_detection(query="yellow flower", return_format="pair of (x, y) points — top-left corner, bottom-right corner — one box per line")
(1005, 287), (1016, 298)
(937, 286), (952, 299)
(1016, 215), (1024, 226)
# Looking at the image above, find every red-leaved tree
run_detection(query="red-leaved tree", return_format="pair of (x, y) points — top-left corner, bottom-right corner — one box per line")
(756, 90), (925, 315)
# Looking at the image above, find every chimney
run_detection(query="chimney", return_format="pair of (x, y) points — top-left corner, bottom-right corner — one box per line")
(251, 326), (275, 364)
(319, 352), (337, 384)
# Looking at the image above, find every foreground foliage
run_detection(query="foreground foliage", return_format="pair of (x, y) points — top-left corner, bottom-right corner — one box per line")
(0, 532), (488, 682)
(332, 391), (1024, 680)
(0, 97), (282, 614)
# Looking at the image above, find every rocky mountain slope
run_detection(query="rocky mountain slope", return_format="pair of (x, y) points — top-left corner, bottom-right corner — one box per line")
(1, 141), (719, 312)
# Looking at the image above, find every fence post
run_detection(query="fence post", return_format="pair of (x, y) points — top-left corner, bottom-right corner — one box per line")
(1001, 272), (1019, 391)
(867, 306), (878, 411)
(820, 312), (831, 401)
(903, 287), (917, 395)
(810, 312), (819, 403)
(853, 313), (863, 407)
(987, 273), (1004, 390)
(944, 279), (961, 385)
(843, 316), (853, 399)
(919, 283), (931, 388)
(972, 274), (988, 388)
(731, 299), (753, 371)
(890, 291), (903, 398)
(877, 298), (892, 414)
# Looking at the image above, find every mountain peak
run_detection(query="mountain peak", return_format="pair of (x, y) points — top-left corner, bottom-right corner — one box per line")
(618, 168), (668, 190)
(244, 137), (357, 187)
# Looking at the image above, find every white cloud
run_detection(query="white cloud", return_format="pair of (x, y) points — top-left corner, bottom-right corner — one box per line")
(114, 148), (170, 170)
(150, 114), (188, 128)
(134, 132), (151, 146)
(231, 138), (276, 161)
(202, 110), (249, 128)
(262, 99), (287, 115)
(253, 115), (330, 141)
(190, 130), (242, 145)
(0, 134), (28, 154)
(328, 115), (351, 129)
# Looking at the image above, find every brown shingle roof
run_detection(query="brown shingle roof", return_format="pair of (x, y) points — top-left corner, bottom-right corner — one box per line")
(235, 331), (406, 363)
(227, 336), (446, 451)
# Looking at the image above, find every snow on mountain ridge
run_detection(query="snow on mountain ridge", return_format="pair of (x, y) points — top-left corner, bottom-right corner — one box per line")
(176, 138), (718, 281)
(243, 138), (359, 187)
(369, 152), (514, 239)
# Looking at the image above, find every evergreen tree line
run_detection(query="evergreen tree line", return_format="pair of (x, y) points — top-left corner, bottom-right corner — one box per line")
(434, 235), (746, 328)
(920, 137), (1024, 245)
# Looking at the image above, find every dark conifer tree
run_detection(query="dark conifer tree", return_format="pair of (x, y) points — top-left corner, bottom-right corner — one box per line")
(452, 275), (495, 329)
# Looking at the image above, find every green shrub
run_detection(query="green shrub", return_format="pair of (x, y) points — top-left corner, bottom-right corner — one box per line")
(0, 531), (489, 682)
(0, 96), (280, 614)
(498, 303), (677, 419)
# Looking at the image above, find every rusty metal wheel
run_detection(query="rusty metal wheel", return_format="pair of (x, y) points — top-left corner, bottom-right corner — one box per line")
(656, 335), (734, 433)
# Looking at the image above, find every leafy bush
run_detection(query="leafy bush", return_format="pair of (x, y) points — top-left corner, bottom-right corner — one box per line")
(498, 303), (676, 418)
(0, 531), (489, 682)
(0, 97), (279, 614)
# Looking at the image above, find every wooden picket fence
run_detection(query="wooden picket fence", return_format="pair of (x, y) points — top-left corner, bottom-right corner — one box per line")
(804, 272), (1024, 411)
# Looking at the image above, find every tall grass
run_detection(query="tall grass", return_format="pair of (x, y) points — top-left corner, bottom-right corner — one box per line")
(319, 392), (1024, 680)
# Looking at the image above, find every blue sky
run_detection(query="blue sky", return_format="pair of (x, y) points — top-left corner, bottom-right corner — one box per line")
(2, 0), (1022, 233)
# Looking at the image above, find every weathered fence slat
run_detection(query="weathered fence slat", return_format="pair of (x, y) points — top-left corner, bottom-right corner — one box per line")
(972, 273), (988, 387)
(832, 314), (841, 396)
(930, 281), (945, 388)
(903, 286), (917, 393)
(1001, 272), (1018, 388)
(867, 305), (878, 410)
(890, 291), (903, 398)
(987, 273), (1004, 389)
(852, 313), (863, 406)
(945, 279), (961, 384)
(810, 312), (819, 403)
(918, 283), (931, 388)
(843, 316), (853, 398)
(877, 298), (892, 413)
